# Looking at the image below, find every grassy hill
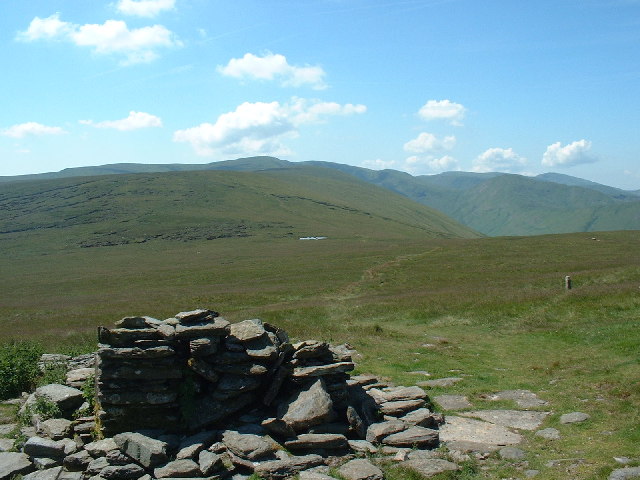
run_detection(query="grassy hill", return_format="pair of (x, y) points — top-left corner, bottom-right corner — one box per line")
(0, 167), (480, 257)
(3, 157), (639, 237)
(306, 164), (640, 236)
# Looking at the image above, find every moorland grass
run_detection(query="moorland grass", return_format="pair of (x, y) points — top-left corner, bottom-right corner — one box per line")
(0, 228), (638, 478)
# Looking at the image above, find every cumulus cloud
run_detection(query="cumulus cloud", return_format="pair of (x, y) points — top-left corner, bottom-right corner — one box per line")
(1, 122), (66, 138)
(542, 139), (596, 167)
(116, 0), (176, 17)
(405, 154), (459, 173)
(218, 52), (327, 90)
(17, 14), (180, 65)
(418, 99), (466, 126)
(362, 158), (397, 170)
(16, 13), (72, 41)
(403, 132), (455, 153)
(173, 98), (366, 157)
(80, 111), (162, 130)
(473, 147), (527, 173)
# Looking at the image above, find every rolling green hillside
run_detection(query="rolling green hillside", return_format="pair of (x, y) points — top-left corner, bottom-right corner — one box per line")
(0, 167), (480, 256)
(3, 157), (639, 236)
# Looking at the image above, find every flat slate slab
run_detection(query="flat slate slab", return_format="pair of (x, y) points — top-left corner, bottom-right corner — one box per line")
(459, 410), (550, 431)
(488, 390), (548, 408)
(560, 412), (590, 424)
(610, 467), (640, 480)
(535, 428), (561, 440)
(417, 377), (463, 388)
(401, 458), (460, 477)
(439, 416), (522, 446)
(434, 394), (472, 410)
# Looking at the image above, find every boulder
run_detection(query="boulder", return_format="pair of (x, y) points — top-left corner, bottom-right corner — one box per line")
(222, 430), (278, 461)
(22, 467), (63, 480)
(154, 459), (201, 478)
(33, 384), (85, 415)
(366, 421), (406, 443)
(175, 309), (218, 323)
(99, 463), (146, 480)
(378, 399), (425, 416)
(65, 368), (95, 388)
(0, 452), (34, 480)
(63, 450), (92, 471)
(284, 433), (349, 451)
(338, 458), (384, 480)
(370, 386), (426, 403)
(198, 450), (224, 476)
(292, 362), (354, 380)
(229, 319), (267, 342)
(84, 438), (119, 457)
(401, 458), (459, 477)
(381, 426), (439, 448)
(279, 379), (336, 431)
(23, 436), (66, 459)
(174, 318), (230, 339)
(113, 432), (168, 468)
(40, 418), (73, 440)
(253, 454), (324, 480)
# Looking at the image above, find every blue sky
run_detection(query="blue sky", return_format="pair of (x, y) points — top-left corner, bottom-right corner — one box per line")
(1, 0), (639, 189)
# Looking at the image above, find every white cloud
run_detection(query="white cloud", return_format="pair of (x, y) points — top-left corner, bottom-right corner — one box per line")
(16, 13), (72, 41)
(116, 0), (176, 17)
(473, 147), (527, 173)
(80, 111), (162, 130)
(362, 159), (397, 170)
(17, 14), (180, 65)
(218, 52), (327, 90)
(173, 98), (366, 157)
(542, 139), (596, 167)
(404, 154), (459, 173)
(1, 122), (67, 139)
(403, 132), (455, 153)
(418, 99), (466, 126)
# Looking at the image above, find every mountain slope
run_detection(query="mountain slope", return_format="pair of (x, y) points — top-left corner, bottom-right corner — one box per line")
(2, 157), (639, 236)
(536, 172), (640, 199)
(0, 167), (480, 254)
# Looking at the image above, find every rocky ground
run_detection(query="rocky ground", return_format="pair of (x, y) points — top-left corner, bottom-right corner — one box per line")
(0, 312), (637, 480)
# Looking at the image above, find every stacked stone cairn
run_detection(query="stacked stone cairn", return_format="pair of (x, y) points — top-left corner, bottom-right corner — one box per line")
(0, 309), (460, 480)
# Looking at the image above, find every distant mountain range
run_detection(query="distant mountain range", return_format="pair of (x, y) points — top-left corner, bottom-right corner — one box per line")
(2, 157), (639, 237)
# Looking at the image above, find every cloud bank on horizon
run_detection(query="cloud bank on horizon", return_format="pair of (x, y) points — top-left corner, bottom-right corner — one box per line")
(1, 0), (639, 189)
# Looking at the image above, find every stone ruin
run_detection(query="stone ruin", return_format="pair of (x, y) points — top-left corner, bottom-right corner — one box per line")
(3, 309), (460, 480)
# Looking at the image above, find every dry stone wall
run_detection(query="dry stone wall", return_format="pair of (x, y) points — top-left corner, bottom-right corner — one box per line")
(2, 309), (455, 479)
(96, 309), (359, 437)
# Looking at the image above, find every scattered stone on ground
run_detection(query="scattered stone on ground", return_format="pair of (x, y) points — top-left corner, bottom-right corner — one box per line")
(338, 458), (384, 480)
(535, 427), (561, 440)
(434, 394), (472, 410)
(499, 446), (526, 460)
(610, 467), (640, 480)
(560, 411), (591, 424)
(487, 389), (548, 408)
(459, 409), (550, 430)
(0, 309), (615, 480)
(417, 377), (463, 388)
(439, 416), (522, 446)
(401, 458), (460, 477)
